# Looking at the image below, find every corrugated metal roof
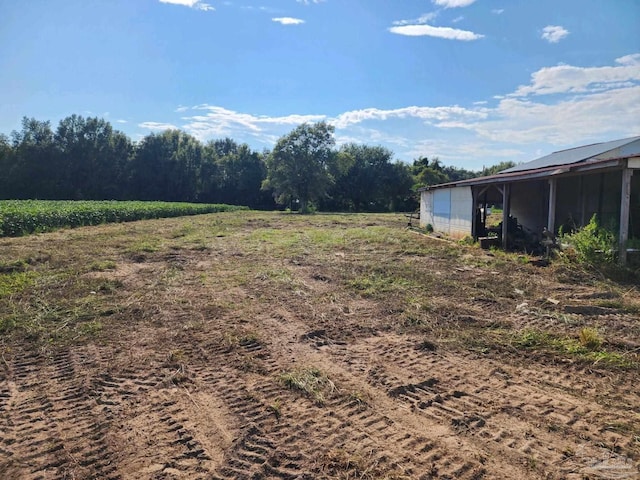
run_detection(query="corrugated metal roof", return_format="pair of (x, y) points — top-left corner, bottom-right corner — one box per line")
(499, 136), (640, 174)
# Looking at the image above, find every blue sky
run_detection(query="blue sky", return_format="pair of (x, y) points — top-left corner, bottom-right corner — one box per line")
(1, 0), (639, 170)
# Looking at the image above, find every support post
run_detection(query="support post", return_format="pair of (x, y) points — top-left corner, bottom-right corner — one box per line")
(471, 187), (478, 240)
(548, 178), (557, 234)
(619, 167), (633, 265)
(502, 184), (510, 250)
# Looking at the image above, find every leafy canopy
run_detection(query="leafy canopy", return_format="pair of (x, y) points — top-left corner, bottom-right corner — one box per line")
(263, 122), (336, 213)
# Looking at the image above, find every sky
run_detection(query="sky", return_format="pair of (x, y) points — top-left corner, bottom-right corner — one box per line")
(1, 0), (639, 170)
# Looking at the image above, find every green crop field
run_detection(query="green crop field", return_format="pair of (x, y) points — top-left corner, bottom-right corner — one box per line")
(0, 200), (247, 237)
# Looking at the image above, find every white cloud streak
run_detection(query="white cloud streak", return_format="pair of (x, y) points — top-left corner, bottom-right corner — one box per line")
(272, 17), (305, 25)
(389, 24), (483, 40)
(139, 121), (178, 131)
(158, 0), (214, 11)
(432, 0), (476, 8)
(541, 25), (569, 43)
(331, 106), (487, 129)
(392, 13), (438, 26)
(177, 105), (325, 141)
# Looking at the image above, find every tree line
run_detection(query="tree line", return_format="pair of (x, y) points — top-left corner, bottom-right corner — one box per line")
(0, 115), (514, 212)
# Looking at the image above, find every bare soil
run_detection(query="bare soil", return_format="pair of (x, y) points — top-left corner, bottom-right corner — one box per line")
(0, 212), (638, 479)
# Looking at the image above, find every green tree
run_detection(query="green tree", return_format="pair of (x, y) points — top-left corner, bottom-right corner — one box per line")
(0, 134), (13, 198)
(481, 161), (516, 176)
(263, 122), (336, 212)
(55, 115), (132, 199)
(326, 144), (413, 212)
(8, 117), (58, 199)
(129, 130), (202, 201)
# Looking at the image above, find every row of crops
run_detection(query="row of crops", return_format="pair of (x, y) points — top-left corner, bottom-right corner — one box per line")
(0, 200), (248, 237)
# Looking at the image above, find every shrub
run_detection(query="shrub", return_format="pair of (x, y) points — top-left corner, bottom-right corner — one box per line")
(560, 214), (616, 266)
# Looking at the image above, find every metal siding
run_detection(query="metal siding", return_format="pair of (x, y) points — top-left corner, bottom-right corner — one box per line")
(419, 191), (433, 228)
(433, 189), (451, 234)
(449, 187), (473, 238)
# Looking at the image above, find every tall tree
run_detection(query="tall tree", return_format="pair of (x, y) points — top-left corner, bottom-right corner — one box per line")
(55, 115), (132, 199)
(8, 118), (57, 199)
(129, 130), (202, 201)
(263, 122), (336, 212)
(216, 140), (269, 208)
(326, 144), (412, 212)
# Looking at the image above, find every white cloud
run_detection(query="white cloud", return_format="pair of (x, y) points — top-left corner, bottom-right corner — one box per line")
(179, 105), (326, 141)
(140, 54), (640, 166)
(473, 86), (640, 145)
(332, 106), (487, 129)
(393, 13), (438, 26)
(139, 121), (178, 130)
(432, 0), (476, 8)
(512, 54), (640, 96)
(432, 55), (640, 146)
(272, 17), (305, 25)
(491, 9), (504, 14)
(541, 25), (569, 43)
(115, 119), (128, 124)
(389, 24), (484, 41)
(158, 0), (214, 11)
(296, 0), (325, 4)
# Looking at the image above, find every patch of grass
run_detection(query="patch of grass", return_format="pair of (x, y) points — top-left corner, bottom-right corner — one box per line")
(279, 366), (335, 405)
(348, 273), (417, 297)
(511, 329), (637, 369)
(318, 448), (411, 480)
(88, 260), (117, 272)
(128, 239), (160, 254)
(578, 327), (603, 350)
(0, 271), (37, 297)
(0, 259), (28, 273)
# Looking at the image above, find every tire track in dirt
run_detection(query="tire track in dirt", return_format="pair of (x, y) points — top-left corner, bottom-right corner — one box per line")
(0, 347), (119, 480)
(224, 309), (494, 480)
(325, 333), (639, 479)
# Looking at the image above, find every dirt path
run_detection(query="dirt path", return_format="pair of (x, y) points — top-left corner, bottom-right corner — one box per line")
(0, 212), (638, 479)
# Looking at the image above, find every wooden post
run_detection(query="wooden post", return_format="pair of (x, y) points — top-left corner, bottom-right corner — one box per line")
(548, 178), (557, 234)
(502, 184), (510, 250)
(619, 167), (633, 265)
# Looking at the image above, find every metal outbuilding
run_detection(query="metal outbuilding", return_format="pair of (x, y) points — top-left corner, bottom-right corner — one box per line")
(419, 136), (640, 264)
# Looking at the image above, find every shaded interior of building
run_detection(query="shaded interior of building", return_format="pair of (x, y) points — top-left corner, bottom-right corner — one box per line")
(472, 170), (640, 255)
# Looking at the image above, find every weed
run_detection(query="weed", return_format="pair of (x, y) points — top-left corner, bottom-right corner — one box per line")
(347, 391), (369, 408)
(279, 367), (335, 404)
(268, 399), (282, 419)
(559, 214), (616, 266)
(579, 327), (603, 350)
(166, 349), (187, 366)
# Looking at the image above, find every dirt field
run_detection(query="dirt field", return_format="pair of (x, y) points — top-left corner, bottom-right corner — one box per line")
(1, 212), (639, 479)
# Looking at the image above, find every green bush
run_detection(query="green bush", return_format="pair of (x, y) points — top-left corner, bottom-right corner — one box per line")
(560, 214), (616, 266)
